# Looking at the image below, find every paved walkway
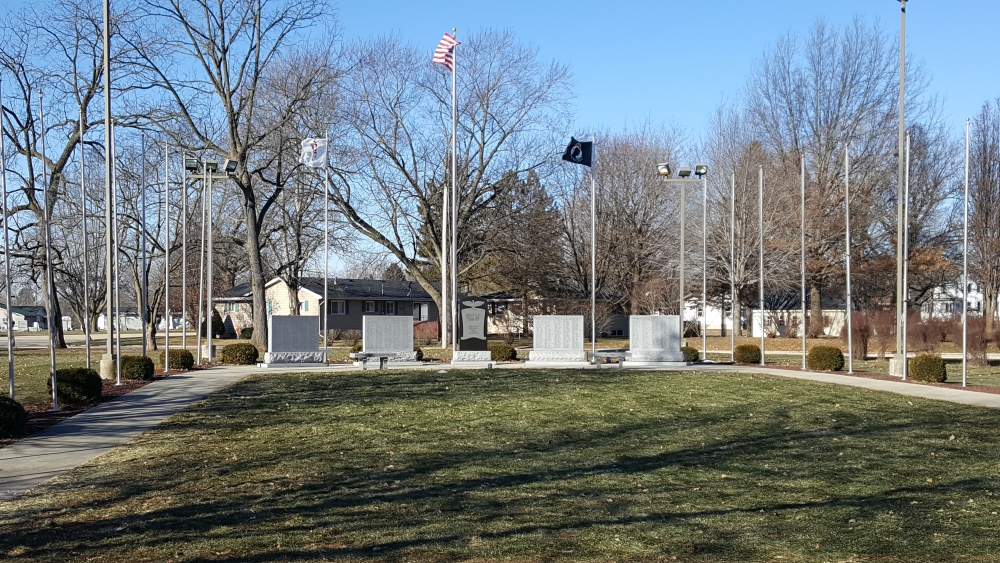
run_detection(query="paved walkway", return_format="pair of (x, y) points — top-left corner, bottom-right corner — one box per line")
(3, 360), (1000, 500)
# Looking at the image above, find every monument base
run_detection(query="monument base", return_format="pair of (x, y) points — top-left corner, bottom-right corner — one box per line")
(201, 344), (216, 361)
(99, 353), (116, 380)
(525, 349), (589, 367)
(452, 350), (493, 366)
(263, 351), (327, 364)
(622, 361), (690, 368)
(628, 350), (687, 362)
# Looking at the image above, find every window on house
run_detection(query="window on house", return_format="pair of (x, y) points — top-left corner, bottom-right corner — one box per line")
(413, 302), (429, 321)
(267, 300), (273, 315)
(610, 329), (625, 337)
(328, 300), (345, 315)
(386, 302), (396, 315)
(299, 301), (309, 313)
(222, 303), (236, 313)
(365, 301), (376, 313)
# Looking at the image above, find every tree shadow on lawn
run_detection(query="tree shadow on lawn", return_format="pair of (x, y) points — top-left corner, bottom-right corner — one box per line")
(2, 369), (999, 561)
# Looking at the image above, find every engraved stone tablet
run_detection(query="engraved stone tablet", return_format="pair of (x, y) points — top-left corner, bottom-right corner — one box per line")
(624, 315), (686, 365)
(363, 316), (417, 362)
(527, 315), (587, 363)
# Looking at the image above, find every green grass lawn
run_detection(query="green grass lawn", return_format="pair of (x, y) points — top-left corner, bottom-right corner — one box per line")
(2, 369), (1000, 561)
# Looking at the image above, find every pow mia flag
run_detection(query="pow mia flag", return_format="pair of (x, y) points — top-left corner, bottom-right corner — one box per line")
(562, 137), (593, 167)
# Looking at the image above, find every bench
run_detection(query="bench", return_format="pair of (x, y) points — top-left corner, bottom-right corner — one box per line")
(587, 349), (629, 368)
(349, 352), (393, 370)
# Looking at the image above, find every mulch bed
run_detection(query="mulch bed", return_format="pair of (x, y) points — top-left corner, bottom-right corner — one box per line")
(0, 365), (213, 450)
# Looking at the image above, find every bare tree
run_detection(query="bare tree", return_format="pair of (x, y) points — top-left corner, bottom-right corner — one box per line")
(970, 99), (1000, 330)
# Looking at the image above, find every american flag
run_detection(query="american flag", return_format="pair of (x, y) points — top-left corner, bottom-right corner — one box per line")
(432, 33), (460, 71)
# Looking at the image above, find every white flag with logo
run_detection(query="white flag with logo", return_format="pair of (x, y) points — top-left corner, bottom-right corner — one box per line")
(299, 137), (327, 168)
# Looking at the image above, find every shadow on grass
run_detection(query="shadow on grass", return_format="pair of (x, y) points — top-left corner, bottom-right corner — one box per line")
(2, 369), (999, 561)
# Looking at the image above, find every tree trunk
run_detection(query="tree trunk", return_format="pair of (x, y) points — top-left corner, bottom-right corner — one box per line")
(243, 199), (269, 350)
(288, 285), (301, 315)
(810, 284), (822, 337)
(734, 295), (742, 337)
(985, 282), (998, 333)
(41, 275), (67, 348)
(145, 320), (159, 352)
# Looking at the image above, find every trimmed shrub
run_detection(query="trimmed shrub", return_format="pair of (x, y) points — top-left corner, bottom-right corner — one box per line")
(909, 354), (947, 382)
(160, 349), (195, 371)
(807, 345), (845, 371)
(681, 346), (700, 363)
(734, 344), (761, 364)
(239, 327), (253, 340)
(489, 343), (517, 362)
(0, 396), (27, 438)
(49, 368), (102, 405)
(120, 355), (155, 381)
(413, 346), (424, 361)
(220, 343), (260, 365)
(200, 309), (225, 338)
(349, 343), (363, 354)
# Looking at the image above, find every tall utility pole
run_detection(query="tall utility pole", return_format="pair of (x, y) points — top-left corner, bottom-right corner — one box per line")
(894, 0), (907, 375)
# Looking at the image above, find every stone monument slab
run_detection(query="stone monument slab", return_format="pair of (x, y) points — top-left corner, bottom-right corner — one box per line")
(453, 296), (492, 365)
(527, 315), (588, 364)
(260, 315), (327, 366)
(360, 315), (418, 363)
(623, 315), (687, 366)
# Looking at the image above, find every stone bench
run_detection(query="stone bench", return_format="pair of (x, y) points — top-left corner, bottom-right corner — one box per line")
(587, 349), (629, 368)
(350, 352), (393, 370)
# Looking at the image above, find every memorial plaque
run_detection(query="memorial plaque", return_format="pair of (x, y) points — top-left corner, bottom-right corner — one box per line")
(457, 296), (487, 351)
(362, 315), (417, 362)
(623, 315), (686, 365)
(527, 315), (587, 363)
(261, 315), (327, 365)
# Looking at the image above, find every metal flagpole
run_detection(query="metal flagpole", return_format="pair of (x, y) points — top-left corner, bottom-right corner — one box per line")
(590, 138), (597, 358)
(801, 155), (807, 370)
(0, 77), (13, 398)
(963, 118), (970, 387)
(845, 149), (854, 374)
(182, 165), (187, 351)
(758, 165), (764, 365)
(679, 182), (685, 346)
(81, 108), (91, 369)
(323, 137), (329, 355)
(163, 143), (170, 372)
(902, 132), (910, 380)
(140, 135), (147, 357)
(450, 28), (458, 354)
(111, 120), (121, 386)
(207, 171), (213, 362)
(730, 171), (735, 362)
(196, 178), (206, 365)
(39, 91), (59, 410)
(701, 174), (707, 358)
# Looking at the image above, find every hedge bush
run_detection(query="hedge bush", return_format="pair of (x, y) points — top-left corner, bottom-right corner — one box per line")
(489, 343), (518, 362)
(160, 349), (195, 371)
(413, 346), (424, 361)
(349, 343), (362, 354)
(220, 343), (260, 365)
(239, 327), (253, 340)
(910, 354), (947, 382)
(681, 346), (700, 363)
(120, 355), (154, 381)
(0, 396), (27, 438)
(734, 344), (761, 364)
(49, 368), (102, 405)
(807, 345), (845, 371)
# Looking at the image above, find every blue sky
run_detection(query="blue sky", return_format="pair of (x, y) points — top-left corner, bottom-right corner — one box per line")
(338, 1), (1000, 139)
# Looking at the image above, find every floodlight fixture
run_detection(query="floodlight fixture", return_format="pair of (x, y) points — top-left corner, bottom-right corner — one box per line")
(224, 159), (237, 174)
(694, 164), (708, 178)
(678, 166), (692, 178)
(205, 160), (219, 173)
(656, 163), (672, 177)
(184, 158), (199, 172)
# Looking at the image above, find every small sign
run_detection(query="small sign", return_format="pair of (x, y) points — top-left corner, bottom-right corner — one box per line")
(458, 296), (487, 351)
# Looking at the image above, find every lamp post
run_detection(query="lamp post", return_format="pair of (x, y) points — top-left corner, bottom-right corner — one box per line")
(894, 0), (908, 376)
(186, 158), (234, 363)
(656, 163), (708, 353)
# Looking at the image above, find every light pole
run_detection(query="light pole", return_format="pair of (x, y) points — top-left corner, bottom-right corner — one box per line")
(894, 0), (908, 376)
(656, 163), (708, 352)
(185, 158), (234, 363)
(845, 151), (854, 374)
(800, 156), (807, 370)
(963, 118), (970, 387)
(759, 165), (765, 366)
(730, 171), (736, 362)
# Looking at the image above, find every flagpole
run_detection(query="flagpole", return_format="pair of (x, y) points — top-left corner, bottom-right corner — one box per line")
(100, 0), (114, 382)
(845, 149), (853, 374)
(450, 27), (458, 354)
(758, 165), (764, 366)
(0, 77), (14, 398)
(111, 120), (121, 386)
(323, 135), (329, 357)
(730, 171), (735, 363)
(81, 108), (91, 369)
(902, 132), (910, 380)
(140, 134), (147, 357)
(801, 155), (806, 370)
(590, 134), (596, 359)
(196, 177), (206, 365)
(163, 142), (170, 373)
(39, 91), (59, 410)
(963, 118), (970, 388)
(182, 164), (187, 352)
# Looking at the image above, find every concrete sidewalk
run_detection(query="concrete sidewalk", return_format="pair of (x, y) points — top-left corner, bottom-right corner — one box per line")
(3, 360), (1000, 501)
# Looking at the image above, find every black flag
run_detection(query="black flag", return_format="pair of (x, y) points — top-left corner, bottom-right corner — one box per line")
(562, 137), (593, 167)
